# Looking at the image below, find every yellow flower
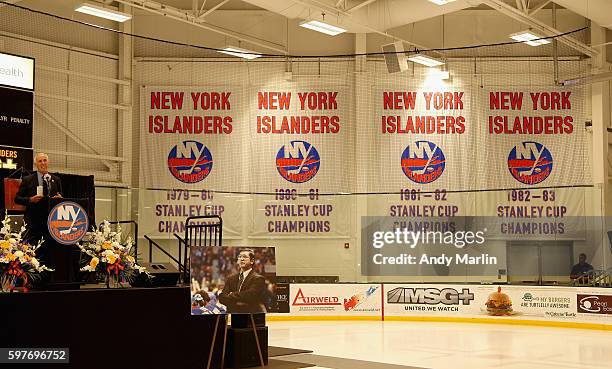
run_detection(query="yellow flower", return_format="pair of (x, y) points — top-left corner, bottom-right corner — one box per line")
(127, 255), (135, 263)
(90, 257), (99, 269)
(107, 254), (117, 264)
(0, 240), (9, 250)
(7, 253), (16, 261)
(102, 241), (112, 250)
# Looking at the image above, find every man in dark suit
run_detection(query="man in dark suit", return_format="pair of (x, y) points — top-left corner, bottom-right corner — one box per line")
(14, 152), (63, 245)
(219, 249), (267, 313)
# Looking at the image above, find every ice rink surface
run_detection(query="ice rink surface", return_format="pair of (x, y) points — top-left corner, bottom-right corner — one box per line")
(268, 320), (612, 369)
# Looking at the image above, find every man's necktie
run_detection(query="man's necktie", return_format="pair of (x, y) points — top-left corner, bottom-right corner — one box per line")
(238, 271), (244, 291)
(43, 178), (49, 196)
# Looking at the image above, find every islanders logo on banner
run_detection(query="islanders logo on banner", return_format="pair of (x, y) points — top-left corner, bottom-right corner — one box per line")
(508, 141), (553, 185)
(167, 140), (213, 184)
(401, 141), (446, 184)
(276, 140), (320, 183)
(48, 201), (89, 245)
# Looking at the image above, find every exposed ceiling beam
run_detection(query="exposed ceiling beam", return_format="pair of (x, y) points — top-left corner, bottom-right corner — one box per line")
(515, 0), (523, 12)
(529, 0), (551, 16)
(288, 0), (438, 54)
(199, 0), (208, 15)
(197, 0), (230, 20)
(0, 0), (23, 8)
(482, 0), (598, 57)
(347, 0), (379, 13)
(112, 0), (286, 54)
(291, 0), (352, 17)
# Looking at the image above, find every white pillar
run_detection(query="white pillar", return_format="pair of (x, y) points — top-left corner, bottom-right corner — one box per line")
(354, 33), (368, 282)
(591, 24), (610, 187)
(590, 24), (610, 270)
(118, 4), (134, 222)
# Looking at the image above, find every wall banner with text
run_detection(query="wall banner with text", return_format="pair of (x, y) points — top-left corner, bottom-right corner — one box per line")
(139, 86), (246, 237)
(0, 87), (33, 148)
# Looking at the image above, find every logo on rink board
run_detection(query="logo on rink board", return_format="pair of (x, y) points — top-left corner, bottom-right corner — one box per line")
(401, 141), (446, 184)
(344, 286), (379, 311)
(507, 141), (552, 185)
(276, 140), (320, 183)
(48, 201), (89, 245)
(387, 287), (474, 305)
(292, 288), (341, 306)
(167, 140), (213, 183)
(577, 294), (612, 315)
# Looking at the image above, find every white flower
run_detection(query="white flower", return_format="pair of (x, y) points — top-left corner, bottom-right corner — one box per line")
(134, 265), (147, 273)
(14, 250), (24, 258)
(31, 258), (40, 269)
(102, 249), (115, 257)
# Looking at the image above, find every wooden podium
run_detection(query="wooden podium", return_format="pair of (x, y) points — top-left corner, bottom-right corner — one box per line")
(3, 177), (25, 212)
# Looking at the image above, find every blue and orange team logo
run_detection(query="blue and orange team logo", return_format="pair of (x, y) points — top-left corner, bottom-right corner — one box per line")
(508, 141), (553, 185)
(401, 141), (445, 184)
(48, 201), (89, 245)
(167, 140), (213, 183)
(276, 140), (320, 183)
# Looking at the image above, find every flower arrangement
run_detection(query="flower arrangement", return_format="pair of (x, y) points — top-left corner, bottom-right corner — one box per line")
(0, 214), (52, 292)
(77, 220), (147, 287)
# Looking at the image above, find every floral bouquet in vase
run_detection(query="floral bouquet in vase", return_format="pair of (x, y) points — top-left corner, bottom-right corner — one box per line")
(77, 220), (147, 287)
(0, 214), (53, 292)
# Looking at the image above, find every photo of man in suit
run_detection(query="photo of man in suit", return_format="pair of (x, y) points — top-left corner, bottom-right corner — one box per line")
(219, 249), (267, 314)
(14, 152), (63, 244)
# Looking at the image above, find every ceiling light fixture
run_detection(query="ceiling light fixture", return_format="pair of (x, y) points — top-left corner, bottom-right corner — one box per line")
(299, 20), (347, 36)
(408, 54), (445, 67)
(428, 0), (457, 5)
(509, 30), (551, 46)
(428, 69), (450, 80)
(219, 46), (262, 60)
(75, 2), (131, 22)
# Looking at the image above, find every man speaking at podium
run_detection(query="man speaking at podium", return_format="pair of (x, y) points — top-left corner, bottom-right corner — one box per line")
(14, 152), (63, 244)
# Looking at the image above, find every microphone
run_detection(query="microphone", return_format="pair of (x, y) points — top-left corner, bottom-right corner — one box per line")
(43, 173), (51, 196)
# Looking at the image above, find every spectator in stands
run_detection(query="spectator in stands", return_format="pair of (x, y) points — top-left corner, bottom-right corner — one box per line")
(570, 253), (594, 282)
(191, 291), (210, 315)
